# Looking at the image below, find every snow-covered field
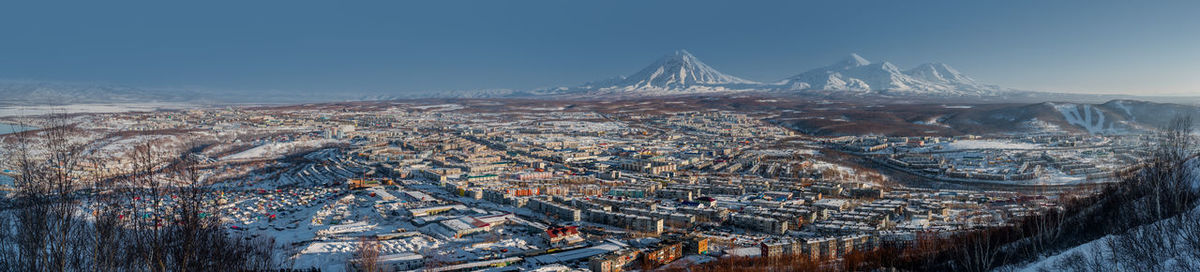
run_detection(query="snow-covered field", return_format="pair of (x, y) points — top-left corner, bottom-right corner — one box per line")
(293, 236), (441, 271)
(222, 140), (342, 161)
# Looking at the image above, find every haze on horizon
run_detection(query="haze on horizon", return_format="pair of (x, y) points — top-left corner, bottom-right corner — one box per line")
(1, 0), (1197, 96)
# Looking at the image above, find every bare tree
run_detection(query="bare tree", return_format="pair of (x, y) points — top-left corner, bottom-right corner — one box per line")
(350, 236), (383, 272)
(5, 116), (90, 271)
(1018, 202), (1067, 260)
(1142, 115), (1195, 221)
(952, 229), (1008, 272)
(0, 117), (279, 272)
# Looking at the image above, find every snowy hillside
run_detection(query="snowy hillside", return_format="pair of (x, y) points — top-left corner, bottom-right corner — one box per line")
(1013, 159), (1200, 271)
(1049, 103), (1126, 134)
(780, 54), (1003, 95)
(917, 100), (1200, 135)
(1040, 100), (1200, 134)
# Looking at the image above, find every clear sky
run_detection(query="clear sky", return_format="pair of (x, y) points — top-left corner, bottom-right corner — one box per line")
(1, 0), (1197, 95)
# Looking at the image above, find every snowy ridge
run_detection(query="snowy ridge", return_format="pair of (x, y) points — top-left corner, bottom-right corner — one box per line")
(780, 53), (1003, 95)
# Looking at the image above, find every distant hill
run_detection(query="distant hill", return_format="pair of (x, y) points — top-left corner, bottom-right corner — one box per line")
(769, 98), (1200, 136)
(0, 80), (197, 105)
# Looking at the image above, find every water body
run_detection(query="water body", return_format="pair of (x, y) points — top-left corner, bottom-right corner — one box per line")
(0, 123), (37, 135)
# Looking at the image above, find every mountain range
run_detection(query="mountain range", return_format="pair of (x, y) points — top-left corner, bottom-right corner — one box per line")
(780, 53), (1001, 95)
(1, 50), (1196, 104)
(551, 50), (1005, 97)
(0, 80), (200, 105)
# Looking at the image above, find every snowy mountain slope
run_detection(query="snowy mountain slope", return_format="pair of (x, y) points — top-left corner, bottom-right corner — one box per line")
(1049, 103), (1124, 134)
(1013, 208), (1200, 272)
(779, 54), (1002, 95)
(905, 62), (998, 91)
(1096, 100), (1200, 131)
(782, 54), (915, 92)
(550, 50), (765, 96)
(620, 50), (756, 88)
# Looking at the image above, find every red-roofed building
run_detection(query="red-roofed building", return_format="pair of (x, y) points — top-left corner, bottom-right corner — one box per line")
(546, 226), (584, 246)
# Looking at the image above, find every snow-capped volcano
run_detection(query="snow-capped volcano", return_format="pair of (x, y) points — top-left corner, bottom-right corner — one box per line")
(622, 50), (756, 88)
(781, 53), (1001, 95)
(829, 53), (871, 70)
(571, 50), (761, 95)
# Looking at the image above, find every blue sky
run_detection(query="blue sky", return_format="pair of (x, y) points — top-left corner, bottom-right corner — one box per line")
(1, 0), (1197, 95)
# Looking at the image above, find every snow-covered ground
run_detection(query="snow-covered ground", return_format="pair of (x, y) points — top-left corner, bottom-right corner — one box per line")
(1009, 159), (1200, 271)
(913, 116), (950, 127)
(222, 139), (342, 161)
(1012, 206), (1200, 271)
(294, 236), (441, 271)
